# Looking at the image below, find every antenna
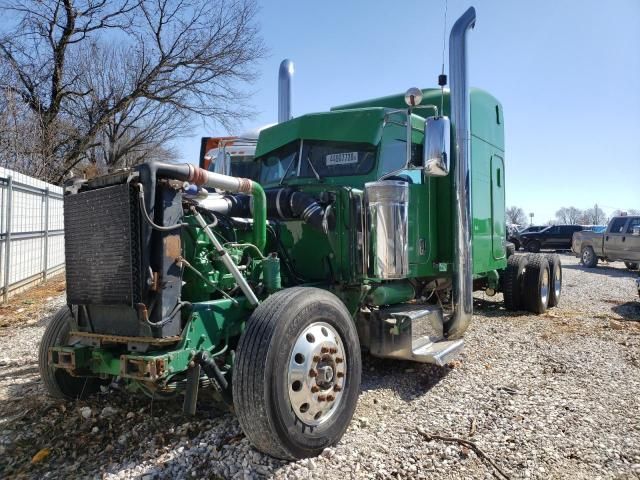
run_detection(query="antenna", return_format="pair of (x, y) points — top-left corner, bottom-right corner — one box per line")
(439, 0), (448, 115)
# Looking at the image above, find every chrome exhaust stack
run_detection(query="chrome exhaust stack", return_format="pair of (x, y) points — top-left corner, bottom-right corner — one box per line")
(445, 6), (476, 339)
(278, 59), (294, 123)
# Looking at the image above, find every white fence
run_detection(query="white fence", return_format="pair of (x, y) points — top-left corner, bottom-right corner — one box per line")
(0, 167), (65, 302)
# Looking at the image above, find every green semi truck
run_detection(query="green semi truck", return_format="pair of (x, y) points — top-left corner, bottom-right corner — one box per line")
(39, 7), (562, 459)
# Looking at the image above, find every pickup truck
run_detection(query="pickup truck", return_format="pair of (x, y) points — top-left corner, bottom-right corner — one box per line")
(572, 216), (640, 269)
(520, 224), (584, 252)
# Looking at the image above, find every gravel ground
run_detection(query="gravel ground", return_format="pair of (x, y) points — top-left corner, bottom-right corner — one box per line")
(1, 254), (639, 479)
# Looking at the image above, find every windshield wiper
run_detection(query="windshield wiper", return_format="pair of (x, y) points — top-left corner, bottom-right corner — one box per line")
(279, 152), (298, 186)
(305, 153), (322, 182)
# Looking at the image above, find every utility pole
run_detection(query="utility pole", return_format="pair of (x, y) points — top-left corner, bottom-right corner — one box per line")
(529, 212), (534, 226)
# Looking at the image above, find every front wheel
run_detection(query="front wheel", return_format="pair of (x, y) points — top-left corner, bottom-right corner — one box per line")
(38, 308), (103, 399)
(624, 261), (639, 271)
(233, 287), (362, 460)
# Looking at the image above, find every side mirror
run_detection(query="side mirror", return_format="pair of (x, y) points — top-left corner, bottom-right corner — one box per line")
(423, 116), (450, 177)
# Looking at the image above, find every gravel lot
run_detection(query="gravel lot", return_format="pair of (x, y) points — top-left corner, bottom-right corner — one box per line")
(1, 254), (639, 479)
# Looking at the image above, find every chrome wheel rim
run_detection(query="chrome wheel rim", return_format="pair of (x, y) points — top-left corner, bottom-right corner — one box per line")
(553, 267), (561, 297)
(582, 249), (592, 264)
(540, 268), (549, 305)
(287, 322), (346, 426)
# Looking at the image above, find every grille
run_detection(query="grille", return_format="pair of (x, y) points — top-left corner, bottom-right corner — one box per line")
(64, 184), (142, 305)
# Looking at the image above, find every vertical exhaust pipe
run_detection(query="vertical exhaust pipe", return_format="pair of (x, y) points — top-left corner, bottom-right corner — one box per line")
(446, 7), (476, 339)
(278, 59), (294, 123)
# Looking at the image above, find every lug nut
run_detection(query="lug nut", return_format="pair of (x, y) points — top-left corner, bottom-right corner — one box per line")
(313, 355), (321, 362)
(329, 347), (337, 354)
(311, 386), (319, 393)
(337, 372), (344, 378)
(309, 369), (317, 377)
(320, 347), (329, 354)
(327, 395), (335, 401)
(318, 395), (327, 402)
(335, 357), (344, 364)
(333, 385), (342, 392)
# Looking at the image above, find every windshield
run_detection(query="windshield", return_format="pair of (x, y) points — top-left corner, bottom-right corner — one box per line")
(257, 140), (376, 184)
(258, 142), (299, 184)
(229, 155), (260, 179)
(299, 141), (375, 178)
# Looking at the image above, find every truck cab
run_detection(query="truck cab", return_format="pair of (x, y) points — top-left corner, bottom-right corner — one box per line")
(254, 87), (507, 283)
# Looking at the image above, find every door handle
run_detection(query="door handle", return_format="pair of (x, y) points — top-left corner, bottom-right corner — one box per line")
(622, 236), (626, 242)
(605, 235), (609, 241)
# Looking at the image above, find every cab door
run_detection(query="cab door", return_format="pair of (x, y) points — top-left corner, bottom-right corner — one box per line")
(623, 217), (640, 261)
(605, 217), (629, 260)
(490, 155), (505, 259)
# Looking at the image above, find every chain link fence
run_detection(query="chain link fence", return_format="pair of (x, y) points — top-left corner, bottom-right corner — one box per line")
(0, 167), (65, 303)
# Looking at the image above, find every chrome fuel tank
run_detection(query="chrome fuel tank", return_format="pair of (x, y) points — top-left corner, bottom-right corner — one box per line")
(365, 181), (409, 279)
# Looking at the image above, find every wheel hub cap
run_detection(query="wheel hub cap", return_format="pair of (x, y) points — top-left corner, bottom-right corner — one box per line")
(287, 322), (346, 426)
(541, 268), (549, 305)
(554, 268), (561, 297)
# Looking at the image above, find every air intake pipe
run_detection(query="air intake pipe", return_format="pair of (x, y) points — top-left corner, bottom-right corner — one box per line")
(147, 162), (266, 252)
(266, 188), (325, 231)
(445, 6), (476, 340)
(278, 59), (294, 123)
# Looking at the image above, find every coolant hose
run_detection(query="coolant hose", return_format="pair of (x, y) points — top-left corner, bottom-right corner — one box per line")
(151, 161), (266, 253)
(251, 182), (267, 252)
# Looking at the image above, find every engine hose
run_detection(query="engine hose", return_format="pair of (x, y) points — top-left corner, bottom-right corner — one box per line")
(266, 188), (325, 231)
(137, 184), (188, 231)
(146, 301), (191, 327)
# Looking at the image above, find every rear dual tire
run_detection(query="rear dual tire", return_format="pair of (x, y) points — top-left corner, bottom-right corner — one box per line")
(522, 255), (550, 314)
(503, 254), (558, 314)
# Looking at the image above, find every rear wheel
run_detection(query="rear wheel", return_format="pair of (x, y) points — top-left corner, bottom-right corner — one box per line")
(624, 261), (639, 271)
(503, 255), (528, 311)
(581, 246), (598, 267)
(233, 287), (361, 460)
(522, 255), (550, 314)
(526, 240), (541, 253)
(38, 308), (103, 399)
(544, 254), (562, 307)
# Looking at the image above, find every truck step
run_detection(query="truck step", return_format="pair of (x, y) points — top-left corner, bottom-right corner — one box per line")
(411, 338), (464, 366)
(368, 305), (464, 366)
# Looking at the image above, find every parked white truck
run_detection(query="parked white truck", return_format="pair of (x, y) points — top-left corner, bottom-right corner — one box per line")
(572, 216), (640, 269)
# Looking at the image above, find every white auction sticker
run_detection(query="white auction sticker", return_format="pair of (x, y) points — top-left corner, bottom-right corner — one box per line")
(325, 152), (358, 166)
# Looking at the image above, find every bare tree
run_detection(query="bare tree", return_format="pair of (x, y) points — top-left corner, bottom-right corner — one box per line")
(69, 42), (193, 173)
(506, 206), (527, 226)
(0, 0), (265, 183)
(555, 206), (583, 225)
(580, 204), (606, 225)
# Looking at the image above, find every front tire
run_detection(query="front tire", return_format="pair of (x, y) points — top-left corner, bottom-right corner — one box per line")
(581, 246), (598, 267)
(38, 308), (103, 399)
(624, 261), (639, 271)
(233, 287), (362, 460)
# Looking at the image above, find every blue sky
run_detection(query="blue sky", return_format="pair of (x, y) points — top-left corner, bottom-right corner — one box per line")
(176, 0), (640, 224)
